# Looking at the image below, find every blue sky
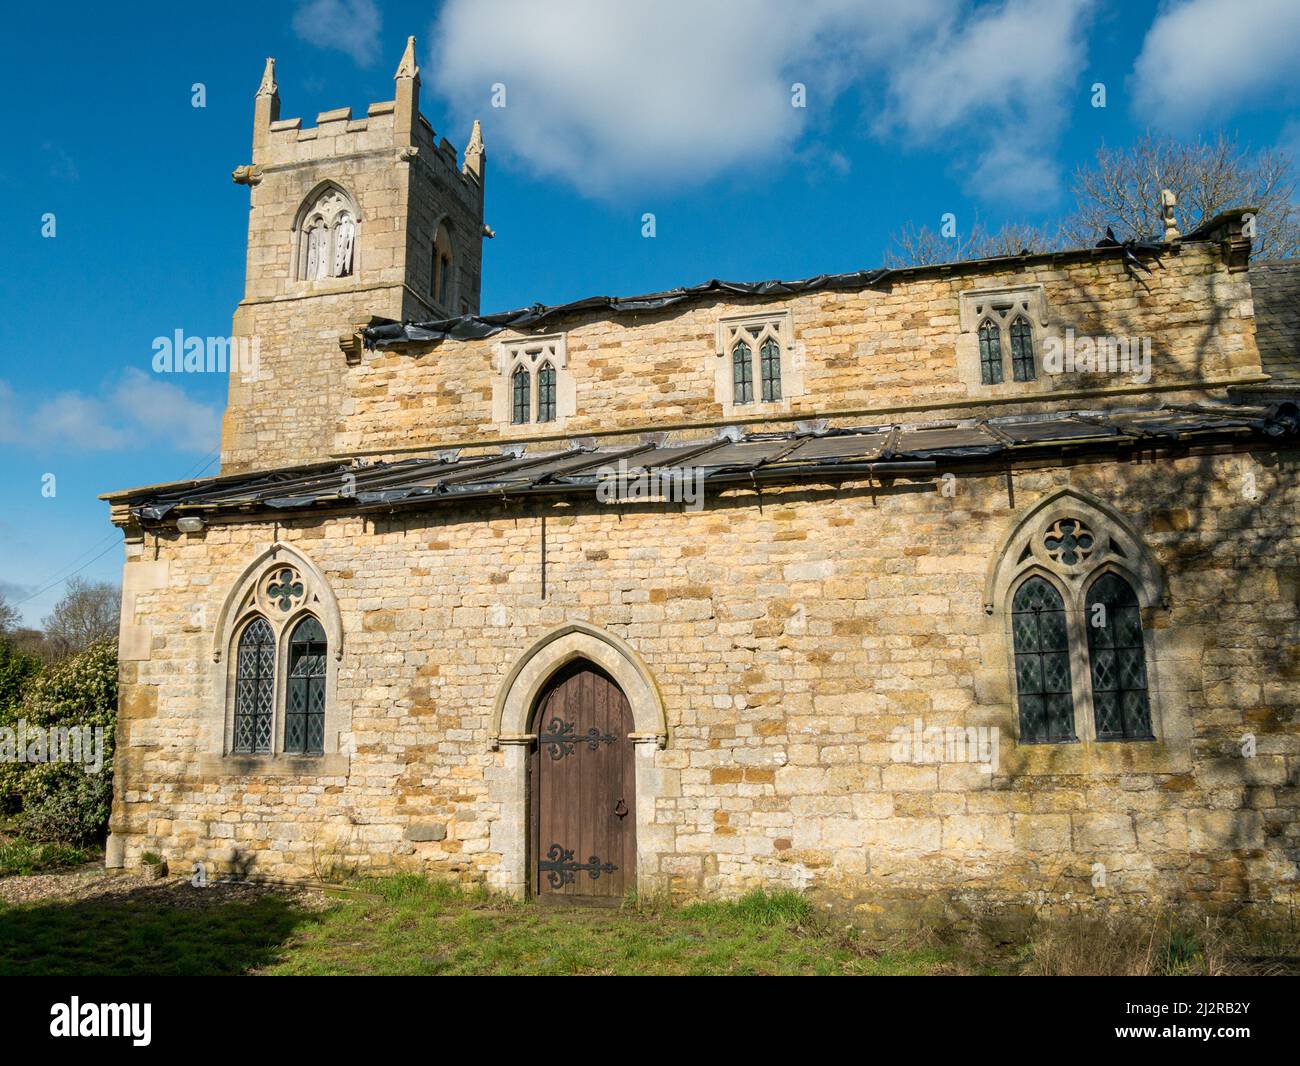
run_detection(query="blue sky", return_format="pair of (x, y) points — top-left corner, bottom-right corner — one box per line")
(1, 0), (1297, 626)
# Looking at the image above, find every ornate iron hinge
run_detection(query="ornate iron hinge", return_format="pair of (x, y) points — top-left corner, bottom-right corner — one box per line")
(539, 844), (618, 889)
(540, 717), (617, 759)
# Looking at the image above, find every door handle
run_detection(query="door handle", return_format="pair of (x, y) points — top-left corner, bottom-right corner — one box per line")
(613, 798), (628, 819)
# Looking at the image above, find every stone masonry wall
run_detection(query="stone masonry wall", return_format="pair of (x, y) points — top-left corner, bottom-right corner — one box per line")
(109, 446), (1300, 919)
(334, 241), (1265, 462)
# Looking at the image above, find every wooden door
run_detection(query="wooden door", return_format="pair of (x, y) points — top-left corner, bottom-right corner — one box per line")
(530, 661), (636, 901)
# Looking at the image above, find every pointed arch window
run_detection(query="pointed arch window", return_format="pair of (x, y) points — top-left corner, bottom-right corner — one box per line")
(497, 335), (570, 428)
(333, 213), (356, 277)
(760, 336), (782, 402)
(233, 617), (275, 754)
(285, 616), (328, 755)
(1012, 577), (1076, 743)
(990, 494), (1165, 746)
(978, 320), (1003, 384)
(305, 223), (328, 281)
(537, 361), (557, 423)
(511, 365), (531, 424)
(431, 221), (455, 310)
(294, 183), (360, 281)
(718, 317), (794, 408)
(1010, 315), (1036, 381)
(213, 548), (345, 770)
(1086, 573), (1153, 740)
(732, 340), (754, 404)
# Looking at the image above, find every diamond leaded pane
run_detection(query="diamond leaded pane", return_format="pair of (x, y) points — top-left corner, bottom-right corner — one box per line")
(1010, 316), (1036, 381)
(760, 337), (782, 402)
(1011, 577), (1076, 743)
(233, 616), (274, 754)
(979, 321), (1003, 384)
(1094, 691), (1121, 736)
(284, 709), (305, 752)
(733, 340), (753, 403)
(307, 715), (325, 753)
(1086, 573), (1152, 740)
(284, 615), (328, 755)
(538, 363), (557, 423)
(511, 366), (530, 424)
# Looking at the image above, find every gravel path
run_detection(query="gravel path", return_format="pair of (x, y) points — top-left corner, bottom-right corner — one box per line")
(0, 862), (330, 911)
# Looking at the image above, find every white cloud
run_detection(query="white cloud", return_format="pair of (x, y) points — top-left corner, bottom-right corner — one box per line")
(292, 0), (383, 68)
(878, 0), (1095, 200)
(430, 0), (1092, 202)
(1131, 0), (1300, 126)
(0, 370), (220, 455)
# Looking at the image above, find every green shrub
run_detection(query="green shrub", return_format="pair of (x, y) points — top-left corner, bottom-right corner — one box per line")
(0, 640), (41, 715)
(0, 838), (96, 877)
(0, 639), (117, 846)
(16, 773), (114, 846)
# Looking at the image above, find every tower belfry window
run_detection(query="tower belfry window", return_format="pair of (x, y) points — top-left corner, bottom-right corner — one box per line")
(432, 221), (455, 311)
(294, 183), (360, 281)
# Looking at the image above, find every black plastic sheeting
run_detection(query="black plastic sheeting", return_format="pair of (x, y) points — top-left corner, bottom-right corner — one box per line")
(362, 238), (1168, 349)
(364, 271), (892, 347)
(114, 401), (1299, 526)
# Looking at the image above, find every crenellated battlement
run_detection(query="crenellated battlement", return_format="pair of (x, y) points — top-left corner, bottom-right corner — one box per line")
(223, 35), (488, 474)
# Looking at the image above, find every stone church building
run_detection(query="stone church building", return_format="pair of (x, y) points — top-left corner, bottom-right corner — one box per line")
(103, 39), (1300, 921)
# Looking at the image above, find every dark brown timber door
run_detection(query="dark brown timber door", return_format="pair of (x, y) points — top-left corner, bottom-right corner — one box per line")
(530, 661), (636, 901)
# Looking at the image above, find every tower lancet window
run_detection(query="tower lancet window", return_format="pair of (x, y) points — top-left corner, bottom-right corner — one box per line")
(432, 221), (455, 311)
(294, 183), (360, 281)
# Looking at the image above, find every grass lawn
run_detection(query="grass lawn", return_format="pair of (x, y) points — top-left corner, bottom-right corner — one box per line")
(261, 876), (968, 976)
(0, 873), (969, 976)
(3, 868), (1295, 976)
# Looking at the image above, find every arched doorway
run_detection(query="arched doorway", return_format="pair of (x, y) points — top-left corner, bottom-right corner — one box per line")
(529, 660), (636, 901)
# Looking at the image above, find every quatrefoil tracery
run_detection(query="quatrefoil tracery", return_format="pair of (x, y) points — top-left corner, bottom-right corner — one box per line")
(264, 567), (306, 612)
(1043, 518), (1095, 566)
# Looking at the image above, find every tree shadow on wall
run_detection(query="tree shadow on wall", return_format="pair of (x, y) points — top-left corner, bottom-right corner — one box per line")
(0, 878), (325, 976)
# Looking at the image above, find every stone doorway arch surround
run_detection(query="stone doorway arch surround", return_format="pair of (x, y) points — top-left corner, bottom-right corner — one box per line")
(488, 621), (668, 897)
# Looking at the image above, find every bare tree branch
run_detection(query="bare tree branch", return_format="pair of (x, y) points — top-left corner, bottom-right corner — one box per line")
(885, 132), (1299, 267)
(1062, 131), (1300, 259)
(884, 218), (1060, 268)
(42, 577), (121, 659)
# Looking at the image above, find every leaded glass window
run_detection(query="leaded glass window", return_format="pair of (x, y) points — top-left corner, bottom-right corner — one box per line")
(537, 361), (556, 423)
(979, 320), (1003, 384)
(233, 616), (274, 754)
(511, 365), (530, 424)
(733, 340), (753, 404)
(1086, 573), (1152, 740)
(1012, 577), (1076, 743)
(1010, 316), (1035, 381)
(285, 615), (327, 755)
(760, 336), (782, 402)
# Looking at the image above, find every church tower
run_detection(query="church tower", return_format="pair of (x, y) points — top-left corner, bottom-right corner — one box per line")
(222, 37), (486, 474)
